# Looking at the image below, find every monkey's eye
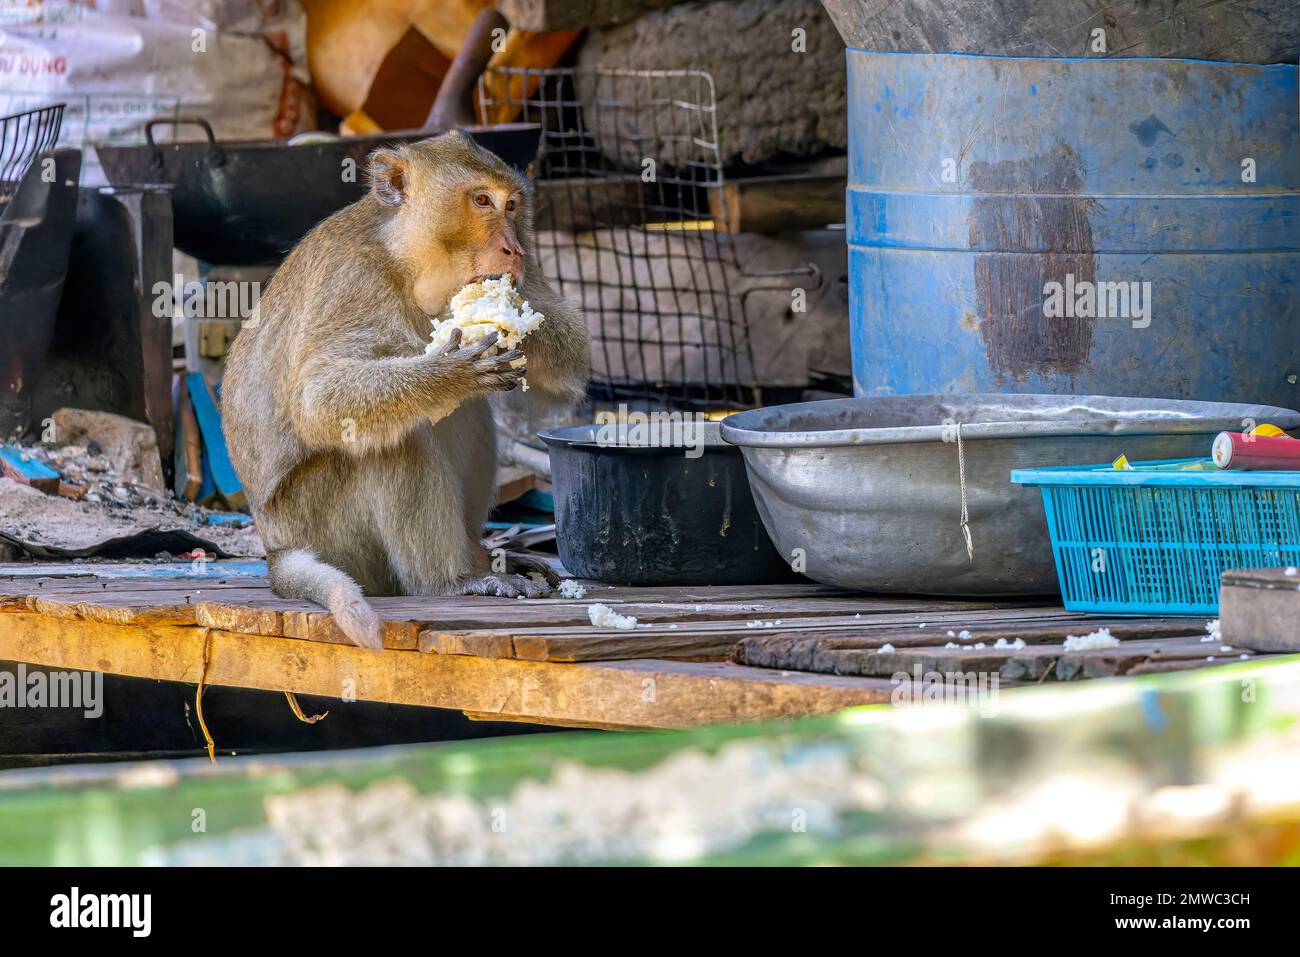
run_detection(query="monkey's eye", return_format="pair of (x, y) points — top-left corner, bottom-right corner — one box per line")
(473, 192), (493, 208)
(505, 198), (517, 212)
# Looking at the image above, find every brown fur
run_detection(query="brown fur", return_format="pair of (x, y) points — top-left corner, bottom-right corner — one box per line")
(222, 132), (589, 647)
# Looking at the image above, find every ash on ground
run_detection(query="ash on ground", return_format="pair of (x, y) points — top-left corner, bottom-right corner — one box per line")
(1, 439), (264, 560)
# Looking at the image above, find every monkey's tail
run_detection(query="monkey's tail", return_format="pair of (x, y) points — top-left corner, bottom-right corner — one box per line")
(267, 548), (384, 650)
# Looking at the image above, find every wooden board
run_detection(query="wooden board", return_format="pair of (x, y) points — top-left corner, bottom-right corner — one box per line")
(709, 173), (847, 234)
(0, 613), (893, 729)
(0, 575), (1052, 643)
(185, 372), (246, 511)
(173, 375), (204, 502)
(0, 561), (1276, 727)
(423, 607), (1090, 661)
(1220, 567), (1300, 653)
(735, 617), (1243, 681)
(496, 466), (538, 505)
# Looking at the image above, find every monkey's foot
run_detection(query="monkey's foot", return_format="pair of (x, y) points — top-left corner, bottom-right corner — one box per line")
(503, 552), (561, 588)
(457, 573), (553, 599)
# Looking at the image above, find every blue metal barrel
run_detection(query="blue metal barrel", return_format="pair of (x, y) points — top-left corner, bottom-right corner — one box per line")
(847, 52), (1299, 408)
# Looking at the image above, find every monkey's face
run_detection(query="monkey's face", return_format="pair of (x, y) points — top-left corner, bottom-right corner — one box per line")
(460, 182), (526, 285)
(368, 134), (530, 316)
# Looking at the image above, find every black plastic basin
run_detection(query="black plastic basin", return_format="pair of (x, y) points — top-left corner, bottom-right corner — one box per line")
(539, 421), (797, 586)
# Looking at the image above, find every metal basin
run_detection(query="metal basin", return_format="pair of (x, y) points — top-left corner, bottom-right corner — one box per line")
(720, 395), (1300, 596)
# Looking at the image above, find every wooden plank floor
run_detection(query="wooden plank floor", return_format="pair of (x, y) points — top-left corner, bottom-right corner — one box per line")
(0, 562), (1279, 729)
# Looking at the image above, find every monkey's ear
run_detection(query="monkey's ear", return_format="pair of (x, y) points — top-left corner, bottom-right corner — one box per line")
(368, 148), (409, 207)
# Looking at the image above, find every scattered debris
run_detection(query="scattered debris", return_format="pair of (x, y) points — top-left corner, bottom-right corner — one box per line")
(588, 603), (638, 630)
(1063, 628), (1120, 652)
(0, 477), (262, 559)
(46, 408), (166, 493)
(878, 643), (895, 653)
(0, 403), (261, 559)
(557, 579), (587, 599)
(1204, 619), (1222, 643)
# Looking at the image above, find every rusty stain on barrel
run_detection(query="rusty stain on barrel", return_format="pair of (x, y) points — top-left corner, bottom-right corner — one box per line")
(968, 145), (1098, 381)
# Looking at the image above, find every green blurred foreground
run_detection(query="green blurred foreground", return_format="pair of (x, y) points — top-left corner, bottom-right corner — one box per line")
(2, 657), (1299, 865)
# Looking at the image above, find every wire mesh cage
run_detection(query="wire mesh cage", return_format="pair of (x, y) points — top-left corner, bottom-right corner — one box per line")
(0, 104), (64, 202)
(478, 67), (758, 411)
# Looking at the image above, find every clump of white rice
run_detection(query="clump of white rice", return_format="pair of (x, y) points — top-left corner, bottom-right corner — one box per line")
(588, 603), (637, 630)
(1202, 619), (1221, 643)
(557, 579), (586, 599)
(426, 278), (544, 389)
(1062, 627), (1120, 652)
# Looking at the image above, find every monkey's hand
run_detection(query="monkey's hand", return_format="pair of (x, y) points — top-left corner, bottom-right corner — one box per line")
(427, 327), (526, 396)
(295, 328), (525, 455)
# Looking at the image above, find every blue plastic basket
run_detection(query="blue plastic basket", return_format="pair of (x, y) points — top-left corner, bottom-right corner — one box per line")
(1011, 460), (1300, 615)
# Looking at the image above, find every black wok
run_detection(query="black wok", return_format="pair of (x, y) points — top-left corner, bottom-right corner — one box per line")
(94, 120), (541, 265)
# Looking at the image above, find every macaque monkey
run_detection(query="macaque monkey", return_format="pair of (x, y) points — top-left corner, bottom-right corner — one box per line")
(223, 132), (590, 648)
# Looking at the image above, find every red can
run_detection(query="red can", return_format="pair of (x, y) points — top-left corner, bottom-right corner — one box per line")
(1212, 431), (1300, 471)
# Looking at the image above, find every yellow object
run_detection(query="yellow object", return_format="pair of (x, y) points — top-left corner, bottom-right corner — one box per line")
(1249, 423), (1287, 437)
(1112, 454), (1131, 470)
